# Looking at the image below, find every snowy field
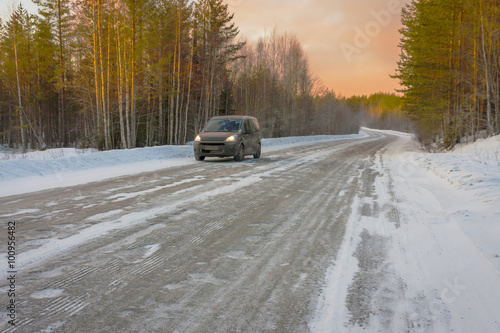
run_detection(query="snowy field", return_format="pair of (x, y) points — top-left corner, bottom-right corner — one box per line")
(1, 129), (499, 332)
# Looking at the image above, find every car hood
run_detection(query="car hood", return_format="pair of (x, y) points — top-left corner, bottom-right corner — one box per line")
(199, 132), (239, 141)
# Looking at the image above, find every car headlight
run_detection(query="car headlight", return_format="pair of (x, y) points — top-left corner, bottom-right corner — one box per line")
(226, 135), (236, 142)
(195, 135), (201, 142)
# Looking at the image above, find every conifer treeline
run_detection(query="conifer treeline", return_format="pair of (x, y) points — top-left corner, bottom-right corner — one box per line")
(394, 0), (500, 147)
(0, 0), (246, 150)
(0, 0), (361, 151)
(345, 93), (412, 132)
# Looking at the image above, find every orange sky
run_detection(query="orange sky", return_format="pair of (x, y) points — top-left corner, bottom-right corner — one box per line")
(227, 0), (410, 97)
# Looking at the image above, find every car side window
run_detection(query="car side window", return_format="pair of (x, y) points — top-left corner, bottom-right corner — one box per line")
(244, 120), (251, 133)
(251, 119), (259, 132)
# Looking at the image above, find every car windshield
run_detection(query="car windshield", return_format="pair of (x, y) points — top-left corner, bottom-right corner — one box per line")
(204, 119), (242, 132)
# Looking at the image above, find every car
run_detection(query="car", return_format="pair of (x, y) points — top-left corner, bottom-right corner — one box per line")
(194, 116), (262, 162)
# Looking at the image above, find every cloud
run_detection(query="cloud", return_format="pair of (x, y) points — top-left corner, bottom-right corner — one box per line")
(228, 0), (410, 96)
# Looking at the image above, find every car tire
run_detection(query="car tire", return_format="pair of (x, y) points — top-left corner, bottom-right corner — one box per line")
(234, 144), (245, 162)
(195, 154), (205, 161)
(253, 144), (261, 159)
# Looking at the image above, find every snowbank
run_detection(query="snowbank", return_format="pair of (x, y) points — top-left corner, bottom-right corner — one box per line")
(407, 134), (500, 272)
(409, 134), (500, 208)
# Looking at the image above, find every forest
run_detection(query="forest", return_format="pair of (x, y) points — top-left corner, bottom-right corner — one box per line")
(0, 0), (402, 151)
(393, 0), (500, 148)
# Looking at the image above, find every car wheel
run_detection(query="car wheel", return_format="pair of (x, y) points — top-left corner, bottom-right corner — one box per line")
(195, 154), (205, 161)
(253, 144), (261, 159)
(234, 144), (245, 162)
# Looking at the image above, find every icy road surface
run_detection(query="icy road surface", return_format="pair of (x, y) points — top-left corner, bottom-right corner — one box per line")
(1, 130), (499, 332)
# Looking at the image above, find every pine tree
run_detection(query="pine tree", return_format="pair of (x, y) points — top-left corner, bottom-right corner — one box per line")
(394, 0), (499, 147)
(1, 5), (33, 151)
(193, 0), (244, 132)
(32, 0), (72, 146)
(395, 0), (454, 145)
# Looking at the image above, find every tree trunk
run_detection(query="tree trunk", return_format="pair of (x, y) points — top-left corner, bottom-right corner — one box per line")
(13, 27), (26, 151)
(131, 5), (137, 148)
(184, 24), (194, 143)
(174, 7), (182, 145)
(92, 0), (102, 147)
(480, 6), (493, 135)
(125, 47), (131, 149)
(98, 2), (109, 150)
(117, 22), (127, 149)
(159, 57), (164, 145)
(57, 0), (66, 147)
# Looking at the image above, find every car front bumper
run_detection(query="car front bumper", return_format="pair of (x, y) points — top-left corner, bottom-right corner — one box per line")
(194, 141), (238, 157)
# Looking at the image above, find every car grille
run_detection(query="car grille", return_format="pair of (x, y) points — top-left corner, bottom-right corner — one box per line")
(201, 143), (225, 153)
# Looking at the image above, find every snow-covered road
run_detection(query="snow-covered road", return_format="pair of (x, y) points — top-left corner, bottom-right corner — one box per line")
(1, 130), (499, 332)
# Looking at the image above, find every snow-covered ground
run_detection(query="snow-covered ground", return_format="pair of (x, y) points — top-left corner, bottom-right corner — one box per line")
(313, 130), (500, 332)
(2, 130), (497, 274)
(386, 133), (500, 332)
(400, 132), (500, 273)
(1, 129), (499, 331)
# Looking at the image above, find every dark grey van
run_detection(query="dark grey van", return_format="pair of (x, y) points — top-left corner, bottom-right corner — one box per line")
(194, 116), (262, 162)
